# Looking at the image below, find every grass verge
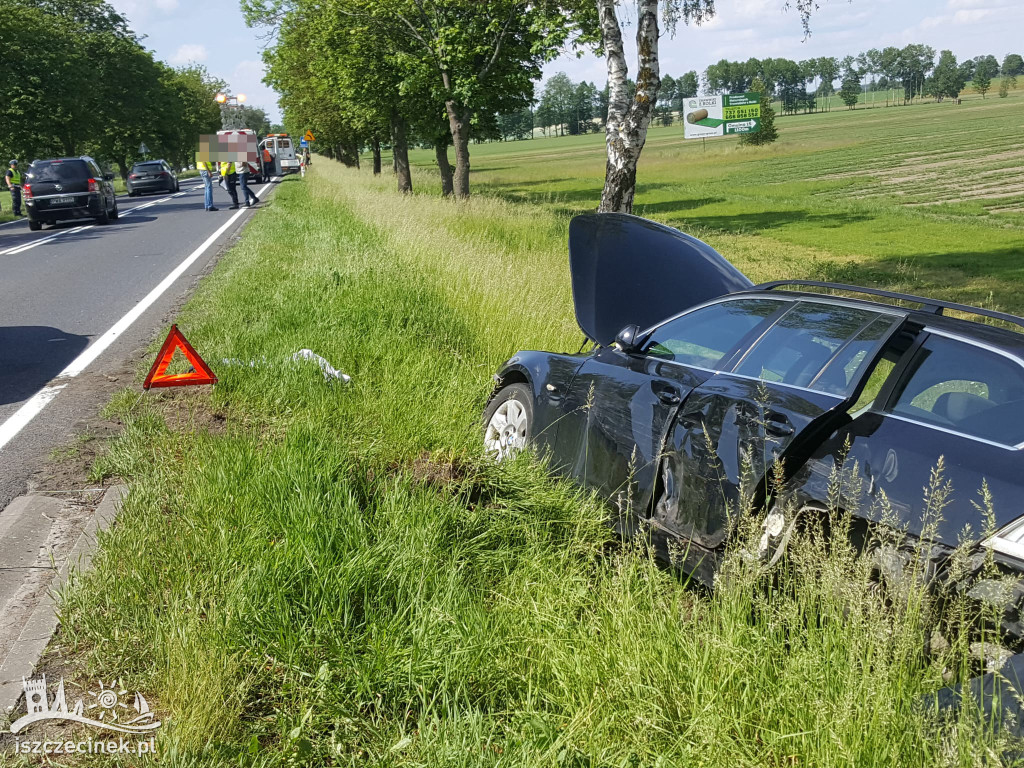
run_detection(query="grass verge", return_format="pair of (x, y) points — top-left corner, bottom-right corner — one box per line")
(48, 165), (1013, 766)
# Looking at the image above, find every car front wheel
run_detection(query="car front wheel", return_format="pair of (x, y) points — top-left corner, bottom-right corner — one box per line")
(483, 383), (533, 462)
(28, 219), (42, 231)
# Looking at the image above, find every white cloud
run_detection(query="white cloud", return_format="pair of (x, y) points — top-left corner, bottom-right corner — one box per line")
(170, 43), (208, 65)
(154, 0), (179, 9)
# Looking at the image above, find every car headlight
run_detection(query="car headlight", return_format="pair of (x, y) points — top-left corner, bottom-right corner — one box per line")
(983, 516), (1024, 563)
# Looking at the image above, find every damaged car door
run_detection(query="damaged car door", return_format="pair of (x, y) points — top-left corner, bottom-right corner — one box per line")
(554, 297), (787, 512)
(650, 300), (905, 562)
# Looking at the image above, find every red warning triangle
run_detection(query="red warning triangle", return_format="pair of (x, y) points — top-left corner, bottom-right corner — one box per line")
(143, 324), (218, 389)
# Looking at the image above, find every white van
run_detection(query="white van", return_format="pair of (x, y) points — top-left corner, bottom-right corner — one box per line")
(260, 134), (300, 175)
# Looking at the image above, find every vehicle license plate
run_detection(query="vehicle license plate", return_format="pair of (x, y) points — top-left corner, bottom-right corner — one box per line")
(52, 196), (75, 205)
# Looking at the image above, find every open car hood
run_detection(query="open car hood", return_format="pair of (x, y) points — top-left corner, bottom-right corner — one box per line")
(568, 213), (753, 347)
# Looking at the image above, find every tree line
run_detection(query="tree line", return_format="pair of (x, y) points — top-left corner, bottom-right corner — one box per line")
(246, 0), (831, 212)
(703, 47), (1022, 114)
(0, 0), (233, 178)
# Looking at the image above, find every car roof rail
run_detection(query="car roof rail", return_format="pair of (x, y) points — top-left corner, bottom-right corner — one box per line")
(755, 280), (1024, 332)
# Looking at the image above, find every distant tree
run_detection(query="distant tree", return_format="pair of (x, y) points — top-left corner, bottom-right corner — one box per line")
(999, 77), (1010, 98)
(816, 56), (839, 97)
(236, 105), (272, 135)
(931, 50), (965, 101)
(657, 74), (676, 123)
(571, 81), (598, 134)
(1002, 53), (1024, 76)
(498, 107), (533, 140)
(739, 77), (776, 146)
(839, 67), (861, 108)
(973, 55), (997, 98)
(677, 71), (699, 100)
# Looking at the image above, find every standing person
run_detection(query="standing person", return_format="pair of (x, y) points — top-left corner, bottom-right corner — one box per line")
(238, 159), (259, 207)
(5, 160), (23, 216)
(196, 152), (218, 212)
(219, 160), (240, 209)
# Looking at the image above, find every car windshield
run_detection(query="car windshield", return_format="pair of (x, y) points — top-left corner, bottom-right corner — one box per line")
(28, 160), (90, 182)
(132, 163), (164, 173)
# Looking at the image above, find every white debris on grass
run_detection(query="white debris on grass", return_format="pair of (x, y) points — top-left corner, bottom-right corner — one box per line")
(220, 350), (351, 383)
(293, 349), (351, 383)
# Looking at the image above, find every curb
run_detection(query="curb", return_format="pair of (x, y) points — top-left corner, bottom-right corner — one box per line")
(0, 486), (125, 716)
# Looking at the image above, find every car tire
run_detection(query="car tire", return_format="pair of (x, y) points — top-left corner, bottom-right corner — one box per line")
(128, 191), (136, 197)
(95, 202), (110, 225)
(110, 198), (119, 221)
(483, 383), (533, 462)
(174, 181), (180, 192)
(28, 219), (42, 232)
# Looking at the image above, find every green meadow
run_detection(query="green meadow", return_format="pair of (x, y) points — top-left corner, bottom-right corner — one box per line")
(18, 88), (1024, 766)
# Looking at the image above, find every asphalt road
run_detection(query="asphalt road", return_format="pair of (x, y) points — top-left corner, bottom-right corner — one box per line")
(0, 176), (279, 508)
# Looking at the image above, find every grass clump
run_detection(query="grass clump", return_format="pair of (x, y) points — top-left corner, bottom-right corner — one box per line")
(54, 165), (1016, 766)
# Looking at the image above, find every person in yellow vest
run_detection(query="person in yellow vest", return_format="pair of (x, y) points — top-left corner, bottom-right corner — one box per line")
(5, 160), (23, 216)
(219, 160), (240, 209)
(195, 152), (218, 212)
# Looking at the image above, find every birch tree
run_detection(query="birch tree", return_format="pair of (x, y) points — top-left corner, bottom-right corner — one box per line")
(594, 0), (817, 213)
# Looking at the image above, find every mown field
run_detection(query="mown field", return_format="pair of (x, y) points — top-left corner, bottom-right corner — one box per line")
(13, 89), (1024, 766)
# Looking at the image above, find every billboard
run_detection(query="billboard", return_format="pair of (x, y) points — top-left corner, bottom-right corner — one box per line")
(683, 93), (761, 139)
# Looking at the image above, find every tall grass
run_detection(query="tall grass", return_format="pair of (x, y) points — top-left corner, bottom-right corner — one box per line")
(50, 165), (1012, 766)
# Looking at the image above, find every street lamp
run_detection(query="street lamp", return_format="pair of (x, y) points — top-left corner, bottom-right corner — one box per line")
(216, 92), (248, 129)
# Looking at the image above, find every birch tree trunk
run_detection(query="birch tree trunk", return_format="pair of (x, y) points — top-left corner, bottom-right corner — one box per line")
(597, 0), (661, 214)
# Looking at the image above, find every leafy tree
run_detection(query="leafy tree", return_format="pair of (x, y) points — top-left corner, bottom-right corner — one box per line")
(999, 77), (1010, 98)
(973, 55), (997, 98)
(1002, 53), (1024, 77)
(677, 71), (699, 101)
(739, 77), (776, 146)
(839, 67), (861, 108)
(930, 50), (965, 101)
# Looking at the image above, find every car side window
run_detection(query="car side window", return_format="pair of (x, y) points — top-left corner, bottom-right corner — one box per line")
(732, 302), (888, 392)
(644, 299), (785, 369)
(887, 335), (1024, 445)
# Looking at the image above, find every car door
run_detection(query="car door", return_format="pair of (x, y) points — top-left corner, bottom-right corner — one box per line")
(805, 330), (1024, 548)
(552, 297), (790, 511)
(652, 300), (904, 549)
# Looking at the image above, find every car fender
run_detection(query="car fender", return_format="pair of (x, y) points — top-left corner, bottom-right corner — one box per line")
(489, 350), (589, 452)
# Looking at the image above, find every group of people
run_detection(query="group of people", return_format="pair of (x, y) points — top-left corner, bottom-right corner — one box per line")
(195, 158), (260, 212)
(4, 159), (22, 216)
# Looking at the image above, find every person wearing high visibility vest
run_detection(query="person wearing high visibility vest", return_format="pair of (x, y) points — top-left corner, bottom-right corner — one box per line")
(5, 160), (23, 217)
(195, 152), (218, 212)
(219, 160), (240, 209)
(238, 159), (259, 207)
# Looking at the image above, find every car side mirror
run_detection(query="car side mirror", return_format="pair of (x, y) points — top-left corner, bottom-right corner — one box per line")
(103, 173), (114, 181)
(614, 324), (642, 354)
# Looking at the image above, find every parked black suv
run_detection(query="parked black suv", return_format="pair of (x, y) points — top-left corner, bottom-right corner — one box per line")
(126, 159), (179, 196)
(23, 157), (118, 231)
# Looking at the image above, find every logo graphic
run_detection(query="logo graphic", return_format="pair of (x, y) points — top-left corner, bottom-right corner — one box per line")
(55, 184), (63, 191)
(9, 675), (161, 735)
(688, 99), (698, 108)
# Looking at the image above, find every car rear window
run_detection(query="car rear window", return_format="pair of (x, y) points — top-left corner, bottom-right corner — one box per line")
(888, 335), (1024, 445)
(733, 302), (890, 393)
(28, 160), (90, 182)
(132, 163), (164, 173)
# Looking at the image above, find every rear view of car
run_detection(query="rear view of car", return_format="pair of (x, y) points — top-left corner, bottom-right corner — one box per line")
(126, 160), (178, 196)
(23, 157), (118, 231)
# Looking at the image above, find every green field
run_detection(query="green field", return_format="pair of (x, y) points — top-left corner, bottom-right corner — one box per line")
(18, 90), (1024, 766)
(404, 89), (1023, 312)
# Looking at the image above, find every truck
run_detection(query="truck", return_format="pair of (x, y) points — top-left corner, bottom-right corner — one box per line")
(259, 133), (300, 177)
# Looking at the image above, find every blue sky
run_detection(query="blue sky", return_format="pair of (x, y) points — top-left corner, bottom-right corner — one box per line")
(111, 0), (1021, 123)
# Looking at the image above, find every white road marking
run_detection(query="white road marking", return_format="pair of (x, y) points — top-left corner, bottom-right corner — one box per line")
(0, 178), (278, 452)
(0, 224), (93, 256)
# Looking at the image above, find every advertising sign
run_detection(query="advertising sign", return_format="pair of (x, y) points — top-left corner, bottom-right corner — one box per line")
(683, 93), (761, 139)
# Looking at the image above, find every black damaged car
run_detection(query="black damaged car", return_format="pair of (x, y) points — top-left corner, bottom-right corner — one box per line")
(484, 213), (1024, 644)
